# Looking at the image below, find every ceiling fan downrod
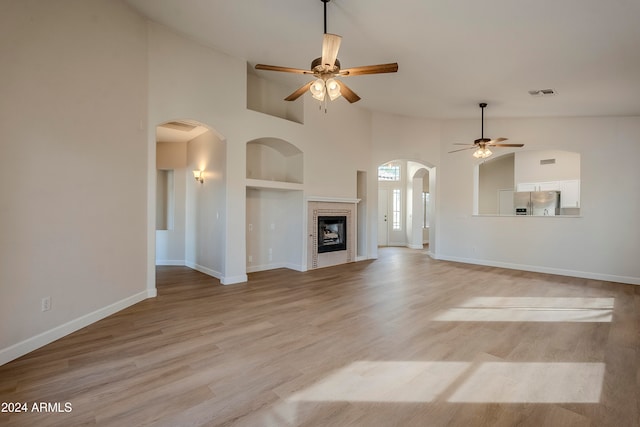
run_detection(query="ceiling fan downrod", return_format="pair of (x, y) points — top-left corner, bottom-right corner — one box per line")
(480, 102), (487, 140)
(322, 0), (330, 34)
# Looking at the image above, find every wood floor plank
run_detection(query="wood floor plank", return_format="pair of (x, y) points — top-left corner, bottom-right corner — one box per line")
(0, 247), (638, 426)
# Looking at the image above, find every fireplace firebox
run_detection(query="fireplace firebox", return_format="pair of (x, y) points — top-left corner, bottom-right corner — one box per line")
(318, 216), (347, 253)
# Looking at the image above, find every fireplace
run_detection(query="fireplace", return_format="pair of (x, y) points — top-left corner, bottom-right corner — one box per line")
(318, 216), (347, 253)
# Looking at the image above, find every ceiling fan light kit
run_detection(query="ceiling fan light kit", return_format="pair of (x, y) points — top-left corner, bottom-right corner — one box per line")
(448, 103), (524, 159)
(254, 0), (398, 111)
(472, 147), (492, 159)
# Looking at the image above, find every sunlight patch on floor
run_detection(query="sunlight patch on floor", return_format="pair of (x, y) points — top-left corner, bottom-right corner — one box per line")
(447, 362), (605, 403)
(288, 361), (468, 403)
(287, 361), (605, 404)
(432, 297), (614, 322)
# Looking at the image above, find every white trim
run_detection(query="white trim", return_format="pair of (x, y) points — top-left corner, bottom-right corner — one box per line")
(221, 274), (248, 285)
(307, 196), (361, 204)
(407, 244), (424, 250)
(155, 259), (185, 266)
(0, 290), (153, 366)
(247, 262), (304, 273)
(185, 262), (247, 285)
(185, 261), (222, 280)
(435, 254), (640, 286)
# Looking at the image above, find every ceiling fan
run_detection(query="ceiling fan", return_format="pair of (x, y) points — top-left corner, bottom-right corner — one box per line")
(449, 103), (524, 158)
(254, 0), (398, 105)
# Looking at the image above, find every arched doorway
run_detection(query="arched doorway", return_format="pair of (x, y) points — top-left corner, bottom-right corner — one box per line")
(377, 159), (436, 255)
(153, 119), (227, 281)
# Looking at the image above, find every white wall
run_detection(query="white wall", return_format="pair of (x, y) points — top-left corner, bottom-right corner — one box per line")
(246, 189), (304, 272)
(185, 131), (227, 279)
(515, 149), (580, 183)
(407, 164), (429, 249)
(0, 0), (149, 364)
(156, 141), (187, 264)
(437, 116), (640, 284)
(371, 113), (441, 255)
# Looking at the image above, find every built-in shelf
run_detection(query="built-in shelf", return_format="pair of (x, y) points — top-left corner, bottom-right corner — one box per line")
(246, 178), (304, 191)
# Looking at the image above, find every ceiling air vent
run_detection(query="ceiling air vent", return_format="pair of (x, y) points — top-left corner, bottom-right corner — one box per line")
(540, 158), (556, 165)
(528, 88), (557, 97)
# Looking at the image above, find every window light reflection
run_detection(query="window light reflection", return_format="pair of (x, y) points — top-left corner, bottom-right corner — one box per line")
(288, 361), (605, 404)
(433, 297), (614, 322)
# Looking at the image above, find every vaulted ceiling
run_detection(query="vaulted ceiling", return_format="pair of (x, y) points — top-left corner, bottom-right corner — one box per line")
(126, 0), (640, 119)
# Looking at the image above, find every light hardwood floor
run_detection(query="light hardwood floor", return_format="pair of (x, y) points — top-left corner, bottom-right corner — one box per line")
(1, 248), (639, 426)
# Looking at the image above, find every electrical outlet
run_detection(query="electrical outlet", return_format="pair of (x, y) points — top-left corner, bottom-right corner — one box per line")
(41, 296), (51, 312)
(248, 255), (253, 263)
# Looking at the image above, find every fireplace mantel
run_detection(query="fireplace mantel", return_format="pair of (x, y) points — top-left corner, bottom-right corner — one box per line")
(306, 196), (361, 204)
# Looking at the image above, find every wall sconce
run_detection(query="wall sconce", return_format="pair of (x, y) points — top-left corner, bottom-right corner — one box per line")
(193, 170), (204, 184)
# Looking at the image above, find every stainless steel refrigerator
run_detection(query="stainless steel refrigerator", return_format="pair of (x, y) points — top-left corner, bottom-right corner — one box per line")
(514, 191), (560, 216)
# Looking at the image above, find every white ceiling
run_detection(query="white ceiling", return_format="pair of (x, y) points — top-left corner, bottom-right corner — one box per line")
(126, 0), (640, 119)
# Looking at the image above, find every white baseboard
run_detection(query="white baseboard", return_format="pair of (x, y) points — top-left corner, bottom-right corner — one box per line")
(186, 262), (247, 285)
(185, 261), (222, 279)
(0, 289), (154, 366)
(246, 262), (304, 273)
(407, 244), (424, 250)
(435, 254), (640, 285)
(221, 274), (248, 285)
(155, 259), (185, 266)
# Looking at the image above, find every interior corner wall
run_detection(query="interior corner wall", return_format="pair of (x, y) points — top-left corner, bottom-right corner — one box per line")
(185, 131), (227, 279)
(0, 0), (149, 364)
(246, 188), (303, 272)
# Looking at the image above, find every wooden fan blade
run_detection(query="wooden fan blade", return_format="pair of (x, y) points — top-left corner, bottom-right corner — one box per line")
(284, 81), (313, 101)
(338, 81), (361, 103)
(490, 144), (525, 147)
(487, 137), (508, 144)
(321, 33), (342, 70)
(453, 143), (478, 146)
(255, 64), (312, 74)
(448, 146), (477, 153)
(340, 63), (399, 76)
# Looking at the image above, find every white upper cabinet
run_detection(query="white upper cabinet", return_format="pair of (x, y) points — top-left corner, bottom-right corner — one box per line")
(560, 179), (580, 208)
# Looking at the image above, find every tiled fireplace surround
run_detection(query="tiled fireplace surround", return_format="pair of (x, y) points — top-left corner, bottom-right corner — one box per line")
(307, 199), (358, 270)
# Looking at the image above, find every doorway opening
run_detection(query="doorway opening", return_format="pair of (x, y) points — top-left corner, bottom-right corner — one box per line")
(377, 159), (436, 255)
(152, 119), (227, 282)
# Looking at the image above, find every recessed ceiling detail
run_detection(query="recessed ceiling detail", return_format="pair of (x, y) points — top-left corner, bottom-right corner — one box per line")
(160, 121), (198, 132)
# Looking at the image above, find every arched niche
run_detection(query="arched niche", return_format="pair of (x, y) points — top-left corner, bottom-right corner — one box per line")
(476, 149), (581, 216)
(246, 138), (303, 184)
